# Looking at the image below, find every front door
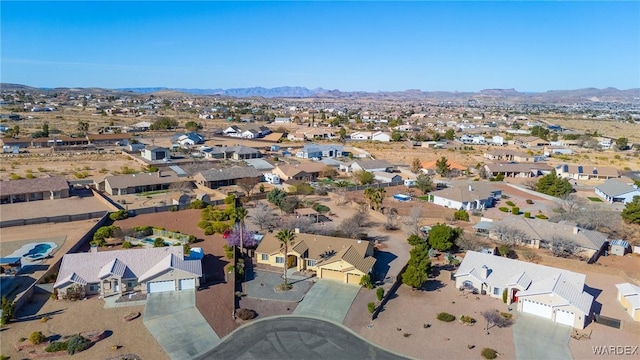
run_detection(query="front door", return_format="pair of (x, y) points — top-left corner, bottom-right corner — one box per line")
(287, 255), (297, 269)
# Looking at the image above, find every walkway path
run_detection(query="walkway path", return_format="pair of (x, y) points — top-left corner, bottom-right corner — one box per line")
(293, 280), (360, 323)
(144, 290), (220, 360)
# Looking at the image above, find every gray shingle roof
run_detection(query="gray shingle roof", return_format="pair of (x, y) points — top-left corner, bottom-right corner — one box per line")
(196, 166), (262, 182)
(595, 179), (639, 197)
(104, 171), (181, 189)
(0, 176), (68, 196)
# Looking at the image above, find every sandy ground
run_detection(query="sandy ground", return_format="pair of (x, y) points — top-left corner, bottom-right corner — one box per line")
(0, 292), (168, 360)
(344, 262), (517, 360)
(0, 189), (109, 222)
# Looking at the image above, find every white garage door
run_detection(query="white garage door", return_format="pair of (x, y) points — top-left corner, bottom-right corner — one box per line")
(147, 280), (175, 293)
(522, 299), (553, 319)
(555, 309), (575, 327)
(179, 278), (195, 290)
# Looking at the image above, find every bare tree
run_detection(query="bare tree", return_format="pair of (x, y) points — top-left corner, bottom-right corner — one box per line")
(403, 206), (424, 236)
(338, 211), (369, 238)
(280, 216), (315, 234)
(236, 177), (261, 197)
(385, 207), (399, 230)
(549, 236), (578, 258)
(522, 178), (538, 191)
(456, 233), (483, 252)
(169, 181), (193, 194)
(491, 224), (528, 246)
(251, 201), (280, 230)
(481, 310), (513, 331)
(334, 188), (349, 206)
(560, 194), (586, 214)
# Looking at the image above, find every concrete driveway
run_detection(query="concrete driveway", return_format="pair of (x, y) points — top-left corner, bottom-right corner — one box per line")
(144, 290), (220, 360)
(293, 280), (360, 323)
(197, 316), (407, 360)
(513, 313), (572, 360)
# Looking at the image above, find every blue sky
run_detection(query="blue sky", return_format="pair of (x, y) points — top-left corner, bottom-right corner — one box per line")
(1, 1), (639, 92)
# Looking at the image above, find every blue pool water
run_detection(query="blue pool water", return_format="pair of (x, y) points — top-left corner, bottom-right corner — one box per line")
(24, 243), (52, 259)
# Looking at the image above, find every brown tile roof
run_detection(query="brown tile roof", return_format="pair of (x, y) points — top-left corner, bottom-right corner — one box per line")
(0, 176), (68, 196)
(89, 133), (131, 140)
(275, 163), (326, 177)
(104, 171), (182, 189)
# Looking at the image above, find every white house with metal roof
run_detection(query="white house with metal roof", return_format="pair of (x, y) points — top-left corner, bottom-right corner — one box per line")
(595, 178), (640, 204)
(54, 247), (202, 300)
(455, 251), (593, 329)
(615, 283), (640, 322)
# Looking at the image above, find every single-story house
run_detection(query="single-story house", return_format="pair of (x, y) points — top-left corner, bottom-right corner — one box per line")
(255, 231), (376, 285)
(90, 133), (132, 146)
(373, 172), (402, 183)
(609, 240), (630, 256)
(142, 147), (170, 161)
(483, 149), (540, 162)
(595, 178), (640, 204)
(223, 125), (242, 137)
(296, 144), (344, 159)
(515, 136), (550, 148)
(273, 117), (292, 124)
(420, 160), (468, 176)
(272, 163), (327, 182)
(54, 246), (202, 299)
(486, 215), (609, 258)
(484, 163), (554, 178)
(204, 145), (262, 160)
(615, 283), (640, 321)
(429, 181), (501, 211)
(455, 251), (593, 329)
(193, 166), (263, 189)
(555, 164), (619, 180)
(0, 176), (70, 204)
(543, 146), (573, 157)
(99, 170), (182, 196)
(342, 159), (393, 173)
(174, 132), (205, 146)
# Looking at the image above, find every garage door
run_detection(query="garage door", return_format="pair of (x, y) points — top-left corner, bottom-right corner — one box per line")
(555, 309), (575, 327)
(522, 299), (553, 319)
(346, 273), (362, 285)
(179, 278), (195, 290)
(320, 268), (344, 282)
(147, 280), (175, 293)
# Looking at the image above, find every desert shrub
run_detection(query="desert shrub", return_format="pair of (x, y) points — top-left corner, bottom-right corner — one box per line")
(236, 308), (256, 320)
(189, 200), (206, 209)
(204, 227), (215, 236)
(29, 331), (46, 345)
(376, 287), (385, 301)
(312, 203), (330, 213)
(359, 274), (373, 289)
(367, 302), (376, 314)
(505, 201), (515, 207)
(481, 348), (498, 359)
(525, 199), (533, 204)
(122, 241), (133, 249)
(153, 238), (166, 247)
(45, 341), (68, 352)
(460, 315), (476, 324)
(523, 211), (531, 218)
(109, 209), (129, 221)
(511, 206), (519, 215)
(197, 220), (210, 229)
(66, 335), (90, 355)
(498, 207), (509, 212)
(1, 296), (14, 325)
(454, 209), (469, 221)
(521, 249), (541, 263)
(132, 226), (153, 237)
(535, 214), (548, 219)
(210, 221), (231, 234)
(222, 244), (234, 259)
(437, 312), (456, 322)
(500, 312), (513, 319)
(502, 289), (508, 303)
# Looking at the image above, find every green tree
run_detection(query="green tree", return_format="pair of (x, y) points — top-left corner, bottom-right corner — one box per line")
(454, 209), (469, 221)
(407, 234), (424, 246)
(391, 131), (403, 142)
(444, 129), (455, 140)
(230, 207), (248, 253)
(530, 125), (549, 140)
(338, 127), (347, 139)
(428, 224), (461, 251)
(267, 188), (286, 206)
(276, 229), (296, 287)
(42, 122), (49, 137)
(435, 157), (450, 177)
(185, 121), (202, 131)
(364, 187), (386, 211)
(621, 196), (640, 225)
(536, 170), (573, 197)
(150, 117), (178, 130)
(354, 170), (375, 185)
(77, 121), (89, 134)
(1, 296), (15, 325)
(402, 244), (431, 289)
(615, 137), (628, 151)
(415, 173), (432, 194)
(279, 196), (300, 214)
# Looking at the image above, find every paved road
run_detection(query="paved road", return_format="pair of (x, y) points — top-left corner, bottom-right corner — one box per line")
(293, 280), (360, 323)
(513, 313), (572, 360)
(197, 316), (408, 360)
(144, 290), (220, 360)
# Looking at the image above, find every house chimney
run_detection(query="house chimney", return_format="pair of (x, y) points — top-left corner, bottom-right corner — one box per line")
(90, 244), (98, 253)
(481, 265), (490, 279)
(157, 170), (162, 178)
(573, 226), (579, 235)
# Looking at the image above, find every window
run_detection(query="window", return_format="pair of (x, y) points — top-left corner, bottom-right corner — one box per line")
(89, 283), (99, 292)
(306, 259), (316, 267)
(493, 287), (500, 295)
(275, 257), (284, 264)
(261, 254), (269, 261)
(127, 281), (137, 288)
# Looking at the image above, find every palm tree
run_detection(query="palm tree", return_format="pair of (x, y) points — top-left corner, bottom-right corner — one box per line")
(276, 228), (296, 288)
(230, 207), (248, 254)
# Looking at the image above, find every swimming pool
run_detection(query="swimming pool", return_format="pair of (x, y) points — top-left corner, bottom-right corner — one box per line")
(24, 243), (53, 259)
(7, 242), (58, 263)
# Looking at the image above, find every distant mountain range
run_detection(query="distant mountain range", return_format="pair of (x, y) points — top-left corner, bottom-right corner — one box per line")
(2, 83), (639, 103)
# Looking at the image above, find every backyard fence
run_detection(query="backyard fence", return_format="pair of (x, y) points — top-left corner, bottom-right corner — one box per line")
(593, 314), (621, 329)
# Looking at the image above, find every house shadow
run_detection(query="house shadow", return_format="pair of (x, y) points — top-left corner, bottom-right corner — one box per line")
(585, 284), (603, 315)
(370, 235), (390, 243)
(18, 264), (50, 275)
(372, 251), (397, 281)
(200, 254), (230, 286)
(423, 280), (446, 292)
